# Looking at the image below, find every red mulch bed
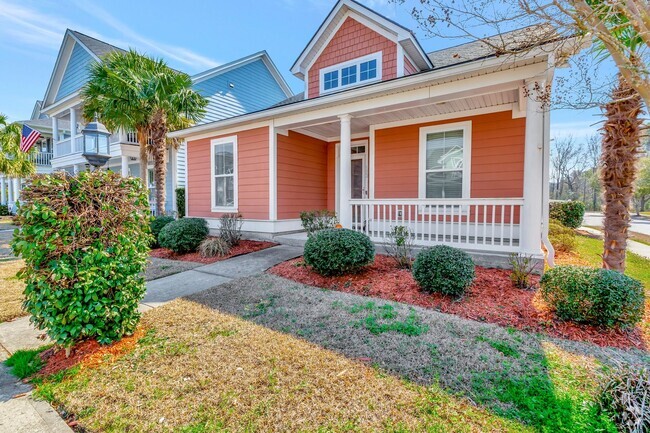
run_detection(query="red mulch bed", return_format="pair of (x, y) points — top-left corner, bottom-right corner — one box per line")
(150, 239), (277, 264)
(38, 327), (146, 377)
(269, 255), (647, 350)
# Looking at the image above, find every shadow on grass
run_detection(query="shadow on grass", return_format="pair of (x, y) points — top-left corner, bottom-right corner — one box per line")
(187, 273), (619, 432)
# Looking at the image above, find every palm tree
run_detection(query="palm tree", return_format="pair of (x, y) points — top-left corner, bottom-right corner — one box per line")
(82, 50), (206, 215)
(82, 50), (157, 184)
(0, 114), (37, 178)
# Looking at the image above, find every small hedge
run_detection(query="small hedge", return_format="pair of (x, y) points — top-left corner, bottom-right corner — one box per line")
(150, 215), (175, 247)
(11, 171), (151, 348)
(175, 188), (185, 218)
(548, 219), (576, 252)
(549, 200), (585, 229)
(303, 228), (374, 276)
(540, 265), (644, 328)
(158, 217), (209, 254)
(0, 204), (9, 216)
(300, 210), (338, 236)
(412, 245), (475, 296)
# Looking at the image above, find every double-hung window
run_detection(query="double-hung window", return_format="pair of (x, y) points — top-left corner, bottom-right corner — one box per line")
(319, 52), (382, 94)
(211, 136), (237, 211)
(419, 122), (471, 200)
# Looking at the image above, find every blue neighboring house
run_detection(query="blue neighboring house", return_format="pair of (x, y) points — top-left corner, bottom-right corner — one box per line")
(31, 29), (292, 215)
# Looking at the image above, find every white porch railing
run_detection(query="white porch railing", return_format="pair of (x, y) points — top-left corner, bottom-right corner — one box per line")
(28, 152), (53, 166)
(53, 135), (84, 157)
(350, 198), (524, 253)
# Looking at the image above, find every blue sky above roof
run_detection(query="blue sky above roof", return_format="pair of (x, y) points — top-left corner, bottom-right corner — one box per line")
(0, 0), (606, 141)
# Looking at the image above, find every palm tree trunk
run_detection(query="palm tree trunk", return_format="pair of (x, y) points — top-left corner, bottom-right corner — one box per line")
(150, 110), (168, 216)
(137, 125), (149, 186)
(600, 74), (644, 272)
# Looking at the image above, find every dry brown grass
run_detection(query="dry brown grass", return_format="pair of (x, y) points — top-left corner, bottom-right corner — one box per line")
(45, 300), (529, 433)
(0, 260), (26, 322)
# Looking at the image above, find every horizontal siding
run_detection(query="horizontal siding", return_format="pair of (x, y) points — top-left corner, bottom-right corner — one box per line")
(56, 43), (94, 102)
(187, 127), (269, 219)
(277, 131), (328, 219)
(193, 59), (287, 124)
(176, 142), (187, 188)
(374, 111), (526, 199)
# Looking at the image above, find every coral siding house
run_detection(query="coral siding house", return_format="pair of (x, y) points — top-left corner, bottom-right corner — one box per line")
(171, 0), (561, 264)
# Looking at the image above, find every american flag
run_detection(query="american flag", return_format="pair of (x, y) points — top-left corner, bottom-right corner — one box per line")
(20, 124), (41, 153)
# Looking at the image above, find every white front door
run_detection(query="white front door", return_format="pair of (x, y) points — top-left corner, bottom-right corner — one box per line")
(350, 144), (368, 228)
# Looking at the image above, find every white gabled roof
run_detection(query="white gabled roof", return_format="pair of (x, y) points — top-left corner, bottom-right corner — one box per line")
(290, 0), (432, 79)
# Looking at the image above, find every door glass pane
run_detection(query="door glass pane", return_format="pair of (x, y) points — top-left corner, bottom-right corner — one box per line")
(351, 159), (363, 199)
(426, 171), (462, 198)
(214, 143), (234, 175)
(426, 130), (464, 170)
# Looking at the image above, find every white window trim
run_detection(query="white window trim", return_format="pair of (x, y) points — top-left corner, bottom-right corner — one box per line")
(210, 135), (238, 212)
(320, 52), (383, 95)
(418, 121), (472, 200)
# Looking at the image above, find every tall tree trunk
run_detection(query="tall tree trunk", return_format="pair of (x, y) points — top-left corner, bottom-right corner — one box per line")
(150, 110), (168, 216)
(137, 125), (149, 186)
(600, 75), (644, 272)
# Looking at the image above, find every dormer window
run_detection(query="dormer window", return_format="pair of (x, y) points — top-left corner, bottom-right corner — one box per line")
(320, 52), (382, 94)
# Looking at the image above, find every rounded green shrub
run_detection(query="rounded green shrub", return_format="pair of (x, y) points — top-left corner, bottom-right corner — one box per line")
(303, 228), (375, 276)
(150, 215), (175, 247)
(549, 201), (586, 229)
(412, 245), (475, 296)
(11, 171), (152, 348)
(540, 265), (644, 328)
(158, 217), (209, 254)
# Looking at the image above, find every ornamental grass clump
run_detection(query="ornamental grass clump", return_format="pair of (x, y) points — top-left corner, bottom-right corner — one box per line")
(599, 365), (650, 433)
(540, 265), (644, 328)
(412, 245), (475, 297)
(303, 228), (375, 276)
(11, 171), (152, 349)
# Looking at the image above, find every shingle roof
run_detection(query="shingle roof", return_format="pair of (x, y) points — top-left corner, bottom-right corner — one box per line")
(271, 92), (305, 108)
(69, 30), (126, 59)
(427, 25), (557, 69)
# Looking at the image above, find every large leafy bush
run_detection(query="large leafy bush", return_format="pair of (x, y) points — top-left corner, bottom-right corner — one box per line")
(412, 245), (475, 296)
(11, 171), (151, 348)
(150, 215), (175, 247)
(549, 200), (585, 229)
(158, 217), (209, 253)
(303, 228), (374, 276)
(540, 265), (644, 328)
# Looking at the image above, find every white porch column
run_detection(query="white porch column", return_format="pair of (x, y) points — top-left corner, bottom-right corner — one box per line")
(7, 178), (14, 206)
(121, 155), (129, 177)
(0, 177), (6, 205)
(12, 178), (20, 204)
(521, 80), (546, 256)
(338, 114), (352, 228)
(51, 116), (59, 157)
(69, 108), (77, 136)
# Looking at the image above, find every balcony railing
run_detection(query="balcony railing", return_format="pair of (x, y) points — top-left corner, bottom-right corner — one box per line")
(350, 198), (524, 253)
(28, 152), (53, 166)
(53, 135), (84, 157)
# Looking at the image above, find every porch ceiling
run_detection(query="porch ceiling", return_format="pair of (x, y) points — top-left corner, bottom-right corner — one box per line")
(292, 88), (519, 141)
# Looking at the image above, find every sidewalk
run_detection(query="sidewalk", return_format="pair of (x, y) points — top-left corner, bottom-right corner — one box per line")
(579, 226), (650, 260)
(0, 244), (302, 432)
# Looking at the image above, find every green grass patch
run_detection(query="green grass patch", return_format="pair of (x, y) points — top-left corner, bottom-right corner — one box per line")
(347, 302), (429, 336)
(475, 336), (520, 358)
(4, 345), (51, 379)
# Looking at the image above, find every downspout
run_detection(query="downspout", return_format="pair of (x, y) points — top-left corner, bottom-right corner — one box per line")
(541, 69), (555, 268)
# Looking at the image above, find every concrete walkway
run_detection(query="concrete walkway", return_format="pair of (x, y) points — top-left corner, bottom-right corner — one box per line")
(579, 226), (650, 260)
(0, 244), (302, 432)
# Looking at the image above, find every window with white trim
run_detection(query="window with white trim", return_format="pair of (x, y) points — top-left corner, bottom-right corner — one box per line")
(419, 122), (471, 199)
(319, 52), (382, 94)
(211, 136), (237, 210)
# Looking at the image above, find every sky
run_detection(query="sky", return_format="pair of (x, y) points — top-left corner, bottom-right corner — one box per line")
(0, 0), (608, 142)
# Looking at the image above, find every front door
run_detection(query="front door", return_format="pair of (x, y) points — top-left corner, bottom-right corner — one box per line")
(351, 146), (367, 228)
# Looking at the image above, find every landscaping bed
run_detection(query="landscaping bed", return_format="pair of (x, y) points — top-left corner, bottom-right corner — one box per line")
(269, 254), (647, 349)
(150, 238), (277, 264)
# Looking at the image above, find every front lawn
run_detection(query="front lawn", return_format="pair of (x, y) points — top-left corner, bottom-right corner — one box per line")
(34, 299), (529, 432)
(0, 259), (26, 322)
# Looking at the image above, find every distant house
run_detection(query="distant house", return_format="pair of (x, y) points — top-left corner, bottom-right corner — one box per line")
(8, 30), (292, 214)
(170, 0), (564, 264)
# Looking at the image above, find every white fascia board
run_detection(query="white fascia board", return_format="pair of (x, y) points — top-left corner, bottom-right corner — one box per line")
(41, 93), (82, 117)
(170, 56), (550, 140)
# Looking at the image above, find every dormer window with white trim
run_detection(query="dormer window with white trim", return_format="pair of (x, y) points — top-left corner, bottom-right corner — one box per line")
(320, 52), (382, 94)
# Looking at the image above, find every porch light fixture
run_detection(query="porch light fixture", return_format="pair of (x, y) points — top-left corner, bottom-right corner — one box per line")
(81, 117), (111, 168)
